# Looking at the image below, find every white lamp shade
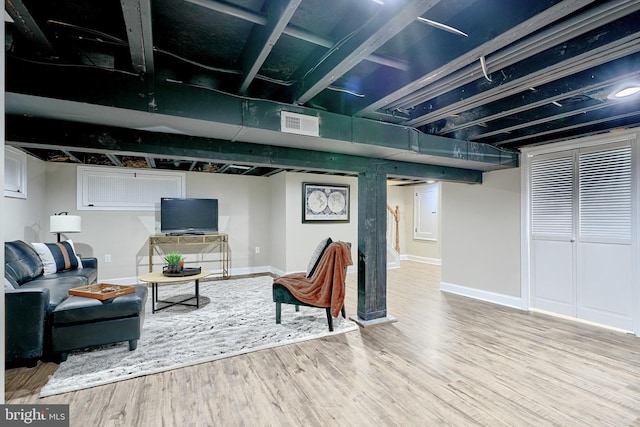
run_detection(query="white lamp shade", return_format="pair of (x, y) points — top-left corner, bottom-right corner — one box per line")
(50, 215), (82, 234)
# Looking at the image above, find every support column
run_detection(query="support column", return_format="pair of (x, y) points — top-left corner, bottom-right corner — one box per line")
(350, 166), (397, 327)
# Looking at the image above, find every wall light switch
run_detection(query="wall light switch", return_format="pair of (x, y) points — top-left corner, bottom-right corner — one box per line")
(104, 254), (112, 263)
(255, 247), (260, 254)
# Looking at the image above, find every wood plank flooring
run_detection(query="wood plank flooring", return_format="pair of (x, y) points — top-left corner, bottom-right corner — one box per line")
(6, 261), (640, 426)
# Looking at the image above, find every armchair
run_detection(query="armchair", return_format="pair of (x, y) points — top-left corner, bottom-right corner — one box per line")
(273, 240), (352, 331)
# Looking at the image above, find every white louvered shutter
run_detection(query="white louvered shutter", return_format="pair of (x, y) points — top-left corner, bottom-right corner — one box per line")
(578, 144), (632, 243)
(530, 154), (574, 239)
(78, 166), (185, 210)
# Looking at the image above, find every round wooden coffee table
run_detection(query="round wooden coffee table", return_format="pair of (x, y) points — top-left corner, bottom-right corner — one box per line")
(139, 270), (210, 313)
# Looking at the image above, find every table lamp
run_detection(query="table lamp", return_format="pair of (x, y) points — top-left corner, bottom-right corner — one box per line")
(50, 212), (82, 242)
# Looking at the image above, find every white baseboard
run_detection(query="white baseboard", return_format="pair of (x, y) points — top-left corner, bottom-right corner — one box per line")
(231, 266), (273, 276)
(530, 308), (634, 335)
(402, 255), (441, 266)
(440, 282), (522, 310)
(269, 266), (287, 277)
(103, 276), (140, 285)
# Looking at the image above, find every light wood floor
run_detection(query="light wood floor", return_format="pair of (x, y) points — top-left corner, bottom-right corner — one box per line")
(6, 261), (640, 426)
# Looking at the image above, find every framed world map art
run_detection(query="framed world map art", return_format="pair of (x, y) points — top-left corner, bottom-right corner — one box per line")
(302, 183), (350, 223)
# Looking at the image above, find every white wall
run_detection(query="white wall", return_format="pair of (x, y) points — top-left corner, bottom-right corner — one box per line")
(277, 172), (358, 274)
(441, 168), (521, 298)
(268, 172), (287, 272)
(40, 163), (272, 280)
(7, 157), (516, 287)
(4, 154), (47, 242)
(4, 162), (361, 280)
(186, 171), (271, 274)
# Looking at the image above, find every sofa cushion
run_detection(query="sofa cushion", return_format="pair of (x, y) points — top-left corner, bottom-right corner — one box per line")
(31, 241), (83, 275)
(46, 267), (98, 287)
(52, 285), (148, 325)
(20, 275), (90, 311)
(4, 240), (44, 285)
(306, 237), (332, 278)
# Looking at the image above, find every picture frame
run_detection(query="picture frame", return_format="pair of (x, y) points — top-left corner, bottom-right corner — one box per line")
(302, 182), (350, 223)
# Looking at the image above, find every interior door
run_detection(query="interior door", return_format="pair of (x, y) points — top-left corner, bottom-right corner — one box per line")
(576, 143), (635, 330)
(529, 140), (636, 332)
(530, 152), (576, 316)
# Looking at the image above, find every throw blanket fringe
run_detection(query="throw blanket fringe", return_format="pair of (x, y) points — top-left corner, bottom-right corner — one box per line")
(273, 241), (352, 317)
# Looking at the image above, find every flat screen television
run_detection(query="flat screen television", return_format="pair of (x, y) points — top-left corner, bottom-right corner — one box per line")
(160, 197), (219, 235)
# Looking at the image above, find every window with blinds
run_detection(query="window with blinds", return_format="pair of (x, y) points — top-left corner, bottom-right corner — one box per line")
(530, 154), (574, 238)
(578, 145), (632, 242)
(77, 166), (185, 210)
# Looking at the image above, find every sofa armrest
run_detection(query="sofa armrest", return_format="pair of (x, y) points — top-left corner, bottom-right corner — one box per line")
(80, 257), (98, 269)
(5, 288), (50, 363)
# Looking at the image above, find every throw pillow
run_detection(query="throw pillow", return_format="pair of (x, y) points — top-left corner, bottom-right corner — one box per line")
(306, 237), (332, 278)
(31, 241), (83, 275)
(4, 276), (16, 290)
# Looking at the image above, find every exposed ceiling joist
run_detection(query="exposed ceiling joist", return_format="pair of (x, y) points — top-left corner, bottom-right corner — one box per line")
(293, 0), (439, 105)
(355, 0), (594, 119)
(62, 150), (81, 163)
(4, 0), (55, 55)
(238, 0), (301, 94)
(106, 153), (122, 166)
(385, 0), (640, 116)
(120, 0), (154, 75)
(407, 31), (640, 127)
(438, 64), (640, 137)
(182, 0), (408, 71)
(4, 0), (640, 173)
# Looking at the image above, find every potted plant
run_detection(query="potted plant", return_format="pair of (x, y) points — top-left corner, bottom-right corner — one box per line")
(164, 252), (185, 274)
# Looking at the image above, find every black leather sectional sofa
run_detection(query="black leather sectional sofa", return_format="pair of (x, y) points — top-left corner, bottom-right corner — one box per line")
(4, 240), (147, 365)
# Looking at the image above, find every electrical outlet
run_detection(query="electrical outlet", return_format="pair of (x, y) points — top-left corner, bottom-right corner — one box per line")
(255, 247), (260, 254)
(104, 254), (112, 263)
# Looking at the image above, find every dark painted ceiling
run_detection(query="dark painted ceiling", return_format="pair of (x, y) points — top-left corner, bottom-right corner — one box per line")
(4, 0), (640, 180)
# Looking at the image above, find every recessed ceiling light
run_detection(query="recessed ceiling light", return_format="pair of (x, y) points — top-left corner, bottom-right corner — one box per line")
(612, 86), (640, 98)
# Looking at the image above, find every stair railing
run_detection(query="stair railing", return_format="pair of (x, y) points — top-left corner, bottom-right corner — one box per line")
(386, 204), (400, 253)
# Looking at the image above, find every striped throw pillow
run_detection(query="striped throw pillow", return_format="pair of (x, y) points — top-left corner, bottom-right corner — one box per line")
(32, 241), (83, 275)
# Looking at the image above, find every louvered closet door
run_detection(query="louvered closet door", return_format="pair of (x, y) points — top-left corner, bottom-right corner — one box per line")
(576, 143), (634, 330)
(530, 141), (636, 331)
(530, 152), (576, 316)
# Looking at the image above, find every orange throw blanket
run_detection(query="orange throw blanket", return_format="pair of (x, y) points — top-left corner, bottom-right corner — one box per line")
(273, 241), (353, 317)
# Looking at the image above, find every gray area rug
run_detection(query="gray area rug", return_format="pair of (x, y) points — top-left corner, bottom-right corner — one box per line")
(40, 276), (358, 397)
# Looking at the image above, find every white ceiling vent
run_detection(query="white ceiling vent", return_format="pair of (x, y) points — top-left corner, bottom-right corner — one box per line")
(281, 111), (319, 137)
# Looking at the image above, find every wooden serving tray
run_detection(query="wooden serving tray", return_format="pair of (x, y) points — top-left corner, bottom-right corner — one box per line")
(69, 283), (135, 300)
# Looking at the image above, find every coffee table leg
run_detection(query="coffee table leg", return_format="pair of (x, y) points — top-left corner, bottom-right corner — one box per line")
(195, 279), (200, 308)
(152, 282), (157, 313)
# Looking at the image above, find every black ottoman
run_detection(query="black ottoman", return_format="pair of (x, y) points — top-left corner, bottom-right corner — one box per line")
(50, 285), (148, 362)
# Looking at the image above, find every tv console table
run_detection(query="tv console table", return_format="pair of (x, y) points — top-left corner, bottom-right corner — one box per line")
(148, 233), (230, 278)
